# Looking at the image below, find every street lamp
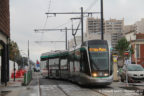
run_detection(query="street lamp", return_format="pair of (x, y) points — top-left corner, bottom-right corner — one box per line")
(21, 53), (27, 69)
(19, 50), (27, 69)
(19, 50), (29, 84)
(101, 0), (104, 40)
(13, 51), (17, 82)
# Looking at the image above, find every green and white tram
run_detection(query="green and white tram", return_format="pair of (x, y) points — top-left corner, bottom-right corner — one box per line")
(40, 40), (113, 85)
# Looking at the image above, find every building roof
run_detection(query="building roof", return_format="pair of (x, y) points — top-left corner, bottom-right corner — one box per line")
(40, 50), (68, 59)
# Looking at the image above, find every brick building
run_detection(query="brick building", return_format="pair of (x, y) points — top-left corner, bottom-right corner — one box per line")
(0, 0), (10, 85)
(131, 33), (144, 67)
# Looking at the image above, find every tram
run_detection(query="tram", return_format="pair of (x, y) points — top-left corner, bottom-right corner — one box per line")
(40, 40), (113, 85)
(40, 52), (49, 78)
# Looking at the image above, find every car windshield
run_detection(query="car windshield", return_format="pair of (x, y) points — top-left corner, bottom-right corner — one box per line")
(127, 65), (144, 71)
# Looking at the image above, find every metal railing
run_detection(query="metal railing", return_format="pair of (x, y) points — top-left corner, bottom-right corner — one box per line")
(23, 70), (32, 85)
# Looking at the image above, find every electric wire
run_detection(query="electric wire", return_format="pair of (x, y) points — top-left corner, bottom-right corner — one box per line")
(39, 0), (52, 42)
(53, 0), (97, 30)
(43, 0), (52, 29)
(57, 32), (65, 41)
(53, 20), (70, 29)
(85, 0), (98, 12)
(37, 0), (98, 46)
(55, 0), (97, 47)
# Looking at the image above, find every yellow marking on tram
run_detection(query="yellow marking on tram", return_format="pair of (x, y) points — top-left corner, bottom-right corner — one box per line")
(89, 48), (107, 52)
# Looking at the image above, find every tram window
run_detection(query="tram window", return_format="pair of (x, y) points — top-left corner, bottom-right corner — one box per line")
(75, 61), (80, 72)
(46, 60), (49, 69)
(49, 58), (59, 69)
(49, 59), (53, 65)
(40, 61), (46, 69)
(60, 59), (67, 69)
(70, 61), (74, 72)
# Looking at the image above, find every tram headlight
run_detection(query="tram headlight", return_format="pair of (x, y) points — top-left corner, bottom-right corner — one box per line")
(104, 73), (109, 76)
(92, 73), (97, 77)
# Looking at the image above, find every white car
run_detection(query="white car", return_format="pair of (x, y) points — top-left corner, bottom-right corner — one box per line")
(119, 64), (144, 83)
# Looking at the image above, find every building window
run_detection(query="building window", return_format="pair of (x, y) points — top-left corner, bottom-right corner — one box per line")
(136, 44), (140, 58)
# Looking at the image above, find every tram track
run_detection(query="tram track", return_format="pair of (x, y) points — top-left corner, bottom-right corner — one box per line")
(39, 78), (110, 96)
(56, 84), (108, 96)
(37, 75), (41, 96)
(39, 79), (108, 96)
(38, 77), (113, 96)
(38, 78), (71, 96)
(55, 80), (109, 96)
(57, 85), (71, 96)
(53, 79), (72, 96)
(32, 73), (143, 96)
(91, 89), (108, 96)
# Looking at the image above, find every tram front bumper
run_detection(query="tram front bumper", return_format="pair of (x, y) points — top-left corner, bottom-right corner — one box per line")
(79, 75), (113, 85)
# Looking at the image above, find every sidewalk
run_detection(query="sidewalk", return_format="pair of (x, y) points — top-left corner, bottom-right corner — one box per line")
(0, 77), (24, 96)
(0, 72), (39, 96)
(0, 78), (24, 89)
(7, 78), (24, 87)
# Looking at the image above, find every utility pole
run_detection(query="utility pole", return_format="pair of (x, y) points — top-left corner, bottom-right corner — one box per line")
(13, 48), (16, 82)
(28, 40), (30, 70)
(101, 0), (104, 40)
(65, 27), (68, 50)
(35, 28), (79, 50)
(81, 7), (84, 44)
(13, 57), (15, 82)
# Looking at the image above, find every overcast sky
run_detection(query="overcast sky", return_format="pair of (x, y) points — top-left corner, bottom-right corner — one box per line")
(10, 0), (144, 62)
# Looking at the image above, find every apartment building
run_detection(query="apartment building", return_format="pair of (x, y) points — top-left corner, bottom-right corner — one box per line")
(85, 18), (124, 48)
(124, 25), (136, 41)
(105, 19), (124, 49)
(85, 18), (103, 40)
(135, 18), (144, 34)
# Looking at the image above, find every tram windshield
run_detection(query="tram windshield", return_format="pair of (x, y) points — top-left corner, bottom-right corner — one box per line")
(89, 45), (109, 71)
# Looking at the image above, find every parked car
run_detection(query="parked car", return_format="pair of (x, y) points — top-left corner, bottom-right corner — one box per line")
(119, 64), (144, 83)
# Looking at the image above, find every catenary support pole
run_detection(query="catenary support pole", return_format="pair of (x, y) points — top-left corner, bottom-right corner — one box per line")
(65, 27), (68, 50)
(101, 0), (104, 40)
(28, 40), (30, 70)
(81, 7), (84, 44)
(14, 57), (15, 82)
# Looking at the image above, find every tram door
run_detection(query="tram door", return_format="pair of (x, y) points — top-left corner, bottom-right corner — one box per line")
(81, 50), (91, 75)
(60, 58), (68, 79)
(49, 58), (60, 78)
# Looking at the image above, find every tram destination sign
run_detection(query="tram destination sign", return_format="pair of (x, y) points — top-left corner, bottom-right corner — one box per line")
(89, 48), (107, 52)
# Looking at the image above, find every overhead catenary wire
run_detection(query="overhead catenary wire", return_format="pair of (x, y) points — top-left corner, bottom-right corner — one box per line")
(42, 11), (98, 45)
(41, 0), (98, 30)
(53, 0), (97, 37)
(50, 0), (98, 29)
(36, 0), (98, 47)
(43, 0), (52, 29)
(39, 0), (52, 41)
(85, 0), (98, 12)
